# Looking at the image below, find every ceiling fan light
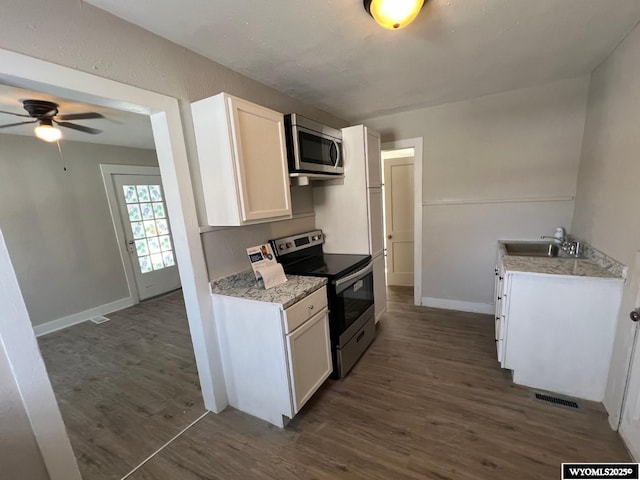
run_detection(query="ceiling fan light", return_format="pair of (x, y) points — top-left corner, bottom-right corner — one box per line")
(364, 0), (425, 30)
(34, 124), (62, 142)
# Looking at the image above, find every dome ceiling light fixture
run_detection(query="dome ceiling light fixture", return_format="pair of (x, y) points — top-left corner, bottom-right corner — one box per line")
(363, 0), (425, 30)
(34, 119), (62, 143)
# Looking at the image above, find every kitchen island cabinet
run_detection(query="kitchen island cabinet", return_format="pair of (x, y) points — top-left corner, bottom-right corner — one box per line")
(191, 92), (292, 226)
(495, 243), (624, 401)
(211, 272), (330, 427)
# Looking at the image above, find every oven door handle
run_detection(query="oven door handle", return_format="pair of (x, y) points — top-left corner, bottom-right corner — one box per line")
(334, 261), (373, 292)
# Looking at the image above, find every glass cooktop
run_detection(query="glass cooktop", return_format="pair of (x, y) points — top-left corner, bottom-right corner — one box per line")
(282, 253), (371, 280)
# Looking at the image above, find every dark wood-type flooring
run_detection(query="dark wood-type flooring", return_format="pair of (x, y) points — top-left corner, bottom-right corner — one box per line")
(38, 290), (205, 480)
(126, 285), (630, 480)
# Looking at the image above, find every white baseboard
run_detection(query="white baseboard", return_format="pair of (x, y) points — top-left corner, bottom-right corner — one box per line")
(421, 297), (494, 315)
(620, 428), (639, 462)
(375, 307), (387, 324)
(33, 296), (137, 337)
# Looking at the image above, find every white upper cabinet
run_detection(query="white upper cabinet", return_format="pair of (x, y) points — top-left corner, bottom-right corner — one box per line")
(191, 93), (292, 226)
(366, 129), (382, 188)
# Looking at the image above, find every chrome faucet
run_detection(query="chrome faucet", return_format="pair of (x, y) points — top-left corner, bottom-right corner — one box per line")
(540, 234), (582, 258)
(540, 235), (564, 242)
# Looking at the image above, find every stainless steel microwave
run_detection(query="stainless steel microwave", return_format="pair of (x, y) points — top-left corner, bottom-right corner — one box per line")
(284, 114), (344, 175)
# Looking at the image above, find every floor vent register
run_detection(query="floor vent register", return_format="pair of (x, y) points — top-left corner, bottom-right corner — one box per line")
(90, 315), (110, 324)
(531, 391), (582, 411)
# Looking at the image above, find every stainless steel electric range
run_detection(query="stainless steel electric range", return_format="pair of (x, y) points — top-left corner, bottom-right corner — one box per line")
(271, 230), (376, 378)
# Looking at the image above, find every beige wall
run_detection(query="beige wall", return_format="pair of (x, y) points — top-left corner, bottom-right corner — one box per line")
(571, 26), (640, 265)
(0, 134), (158, 326)
(363, 77), (590, 307)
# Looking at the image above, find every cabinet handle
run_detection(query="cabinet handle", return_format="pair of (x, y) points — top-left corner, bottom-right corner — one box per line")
(495, 268), (499, 275)
(308, 304), (314, 310)
(497, 296), (502, 300)
(499, 276), (503, 280)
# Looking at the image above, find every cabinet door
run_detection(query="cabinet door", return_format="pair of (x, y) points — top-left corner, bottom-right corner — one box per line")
(373, 254), (387, 322)
(494, 266), (503, 340)
(365, 128), (382, 188)
(286, 309), (332, 414)
(227, 96), (292, 222)
(368, 188), (384, 256)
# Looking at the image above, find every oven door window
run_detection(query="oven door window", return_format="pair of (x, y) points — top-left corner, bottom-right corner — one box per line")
(299, 131), (340, 168)
(333, 272), (374, 333)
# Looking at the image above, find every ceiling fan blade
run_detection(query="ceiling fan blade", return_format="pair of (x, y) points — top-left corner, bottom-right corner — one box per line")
(0, 120), (38, 128)
(54, 121), (102, 134)
(56, 112), (104, 121)
(0, 110), (32, 118)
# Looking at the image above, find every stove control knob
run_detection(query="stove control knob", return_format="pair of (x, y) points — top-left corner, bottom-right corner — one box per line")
(286, 242), (292, 248)
(279, 244), (285, 250)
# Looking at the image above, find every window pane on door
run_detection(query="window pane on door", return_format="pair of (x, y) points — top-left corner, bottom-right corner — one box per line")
(131, 222), (145, 239)
(123, 186), (138, 203)
(123, 184), (176, 274)
(139, 256), (153, 273)
(163, 252), (175, 267)
(135, 239), (149, 256)
(136, 185), (150, 202)
(149, 185), (163, 202)
(141, 203), (154, 220)
(144, 220), (157, 237)
(152, 202), (166, 219)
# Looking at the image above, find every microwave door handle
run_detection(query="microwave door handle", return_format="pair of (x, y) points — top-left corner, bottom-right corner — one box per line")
(335, 262), (373, 292)
(333, 141), (341, 171)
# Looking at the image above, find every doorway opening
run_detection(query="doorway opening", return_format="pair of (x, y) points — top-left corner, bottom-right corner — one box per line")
(381, 138), (423, 306)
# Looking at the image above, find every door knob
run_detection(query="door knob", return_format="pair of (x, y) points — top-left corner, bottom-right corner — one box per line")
(388, 235), (392, 239)
(631, 309), (640, 322)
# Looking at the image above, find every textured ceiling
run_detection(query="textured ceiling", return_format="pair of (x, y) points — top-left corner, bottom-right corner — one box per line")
(0, 84), (154, 149)
(84, 0), (640, 121)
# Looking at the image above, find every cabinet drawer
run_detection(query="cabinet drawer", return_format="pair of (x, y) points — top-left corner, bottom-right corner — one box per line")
(283, 286), (328, 334)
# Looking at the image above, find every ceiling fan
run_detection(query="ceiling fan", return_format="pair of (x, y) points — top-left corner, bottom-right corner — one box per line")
(0, 99), (104, 142)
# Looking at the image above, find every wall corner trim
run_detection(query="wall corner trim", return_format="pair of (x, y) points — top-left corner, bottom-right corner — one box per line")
(33, 296), (136, 337)
(421, 297), (494, 315)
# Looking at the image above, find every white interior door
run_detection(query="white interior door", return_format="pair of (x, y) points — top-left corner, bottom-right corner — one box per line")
(383, 156), (414, 286)
(113, 174), (181, 300)
(616, 252), (640, 458)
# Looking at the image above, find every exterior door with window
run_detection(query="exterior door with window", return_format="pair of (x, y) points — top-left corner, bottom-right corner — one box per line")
(113, 174), (181, 300)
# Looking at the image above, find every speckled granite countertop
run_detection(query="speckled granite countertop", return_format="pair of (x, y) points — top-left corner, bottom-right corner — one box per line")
(498, 242), (621, 279)
(211, 270), (327, 309)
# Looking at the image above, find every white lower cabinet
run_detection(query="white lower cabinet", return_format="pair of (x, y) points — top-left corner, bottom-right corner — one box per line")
(213, 286), (331, 427)
(493, 263), (508, 366)
(286, 309), (332, 413)
(494, 261), (623, 401)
